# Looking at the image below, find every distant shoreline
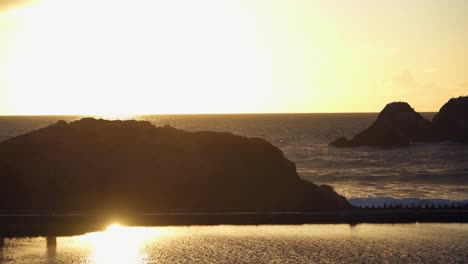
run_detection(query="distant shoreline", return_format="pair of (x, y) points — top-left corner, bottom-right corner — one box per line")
(1, 210), (466, 237)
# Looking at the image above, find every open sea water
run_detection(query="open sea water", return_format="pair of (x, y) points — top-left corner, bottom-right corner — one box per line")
(0, 114), (467, 206)
(0, 115), (467, 263)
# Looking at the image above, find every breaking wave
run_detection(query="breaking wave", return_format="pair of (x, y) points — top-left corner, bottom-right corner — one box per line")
(348, 195), (468, 207)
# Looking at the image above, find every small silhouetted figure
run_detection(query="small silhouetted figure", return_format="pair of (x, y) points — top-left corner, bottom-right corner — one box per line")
(46, 236), (56, 247)
(0, 238), (4, 262)
(46, 236), (57, 262)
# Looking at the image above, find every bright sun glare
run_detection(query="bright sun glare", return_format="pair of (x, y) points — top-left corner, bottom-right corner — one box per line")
(72, 223), (166, 264)
(2, 0), (275, 115)
(1, 0), (467, 115)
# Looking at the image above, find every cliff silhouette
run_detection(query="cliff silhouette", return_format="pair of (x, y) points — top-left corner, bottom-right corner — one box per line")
(0, 118), (350, 213)
(330, 96), (468, 147)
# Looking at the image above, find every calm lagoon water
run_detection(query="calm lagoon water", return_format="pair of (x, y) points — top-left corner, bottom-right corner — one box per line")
(1, 224), (467, 263)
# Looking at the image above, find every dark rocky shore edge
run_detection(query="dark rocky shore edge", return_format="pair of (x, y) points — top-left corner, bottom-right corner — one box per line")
(0, 210), (467, 237)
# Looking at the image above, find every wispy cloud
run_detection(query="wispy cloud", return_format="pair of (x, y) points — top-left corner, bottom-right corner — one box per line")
(458, 82), (468, 93)
(392, 71), (440, 92)
(392, 71), (417, 87)
(423, 67), (439, 73)
(390, 70), (445, 110)
(358, 44), (398, 55)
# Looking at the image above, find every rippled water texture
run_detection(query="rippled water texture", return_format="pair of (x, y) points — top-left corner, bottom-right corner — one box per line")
(0, 114), (467, 200)
(1, 224), (467, 263)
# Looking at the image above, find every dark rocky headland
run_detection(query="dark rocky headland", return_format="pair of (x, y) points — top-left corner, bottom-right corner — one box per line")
(330, 96), (468, 147)
(0, 118), (350, 214)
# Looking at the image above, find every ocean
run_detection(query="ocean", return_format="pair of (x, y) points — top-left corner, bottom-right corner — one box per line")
(0, 114), (467, 206)
(1, 115), (467, 264)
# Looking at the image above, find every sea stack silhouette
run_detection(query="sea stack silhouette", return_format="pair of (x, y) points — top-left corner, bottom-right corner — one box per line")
(432, 96), (468, 143)
(330, 102), (433, 147)
(330, 96), (468, 147)
(0, 118), (350, 213)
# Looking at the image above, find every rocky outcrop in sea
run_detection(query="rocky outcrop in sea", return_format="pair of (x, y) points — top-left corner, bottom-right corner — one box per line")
(330, 96), (468, 147)
(432, 96), (468, 143)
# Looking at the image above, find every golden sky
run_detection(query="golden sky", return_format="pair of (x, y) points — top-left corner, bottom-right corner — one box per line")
(0, 0), (467, 115)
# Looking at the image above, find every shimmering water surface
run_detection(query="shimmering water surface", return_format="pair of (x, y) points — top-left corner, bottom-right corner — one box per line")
(0, 114), (467, 204)
(1, 224), (466, 264)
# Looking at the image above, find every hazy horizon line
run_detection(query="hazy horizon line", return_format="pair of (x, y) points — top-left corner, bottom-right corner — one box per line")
(0, 111), (439, 117)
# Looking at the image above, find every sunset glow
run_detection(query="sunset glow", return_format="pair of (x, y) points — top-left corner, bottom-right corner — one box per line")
(0, 0), (467, 115)
(72, 224), (167, 264)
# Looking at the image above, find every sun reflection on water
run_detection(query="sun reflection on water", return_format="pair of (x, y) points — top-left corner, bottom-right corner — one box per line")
(72, 223), (166, 264)
(1, 224), (467, 263)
